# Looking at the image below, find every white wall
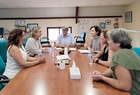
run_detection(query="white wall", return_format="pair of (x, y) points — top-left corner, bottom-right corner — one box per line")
(0, 7), (76, 18)
(122, 0), (140, 47)
(0, 6), (125, 44)
(0, 6), (124, 18)
(129, 32), (140, 47)
(79, 6), (124, 16)
(123, 0), (140, 30)
(0, 17), (122, 44)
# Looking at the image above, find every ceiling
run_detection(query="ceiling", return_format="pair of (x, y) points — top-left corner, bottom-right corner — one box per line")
(0, 0), (137, 8)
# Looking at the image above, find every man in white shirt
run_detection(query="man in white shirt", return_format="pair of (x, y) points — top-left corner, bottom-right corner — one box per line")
(56, 26), (75, 48)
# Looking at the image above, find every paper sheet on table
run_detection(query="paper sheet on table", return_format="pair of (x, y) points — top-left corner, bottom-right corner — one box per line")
(78, 50), (90, 54)
(55, 48), (63, 50)
(56, 55), (71, 60)
(69, 48), (76, 51)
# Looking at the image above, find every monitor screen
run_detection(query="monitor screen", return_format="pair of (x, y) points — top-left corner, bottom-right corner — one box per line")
(0, 27), (4, 37)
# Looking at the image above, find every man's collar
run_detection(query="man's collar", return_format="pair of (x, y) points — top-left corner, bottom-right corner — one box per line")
(62, 33), (69, 37)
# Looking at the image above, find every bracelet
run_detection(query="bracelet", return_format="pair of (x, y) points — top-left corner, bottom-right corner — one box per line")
(96, 59), (99, 63)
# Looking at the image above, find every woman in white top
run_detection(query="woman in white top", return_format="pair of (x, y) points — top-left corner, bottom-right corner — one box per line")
(25, 26), (43, 57)
(3, 29), (46, 79)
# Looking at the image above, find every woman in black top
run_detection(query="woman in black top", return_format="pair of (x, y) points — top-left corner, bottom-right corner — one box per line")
(93, 30), (114, 67)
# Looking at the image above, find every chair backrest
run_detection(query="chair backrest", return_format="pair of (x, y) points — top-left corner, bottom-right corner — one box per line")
(81, 32), (85, 37)
(0, 56), (5, 75)
(0, 56), (5, 91)
(0, 40), (7, 62)
(23, 35), (28, 47)
(132, 47), (140, 57)
(81, 32), (86, 41)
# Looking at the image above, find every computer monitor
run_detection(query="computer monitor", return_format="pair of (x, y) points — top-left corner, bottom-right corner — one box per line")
(0, 27), (4, 38)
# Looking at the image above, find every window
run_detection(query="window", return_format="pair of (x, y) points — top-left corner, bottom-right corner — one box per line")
(47, 27), (72, 41)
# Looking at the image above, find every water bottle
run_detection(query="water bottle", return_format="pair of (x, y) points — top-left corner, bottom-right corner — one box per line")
(64, 46), (68, 55)
(38, 52), (42, 58)
(88, 50), (93, 65)
(51, 41), (55, 54)
(51, 41), (55, 62)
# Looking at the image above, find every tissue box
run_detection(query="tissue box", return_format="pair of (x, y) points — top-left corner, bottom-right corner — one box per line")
(69, 67), (81, 79)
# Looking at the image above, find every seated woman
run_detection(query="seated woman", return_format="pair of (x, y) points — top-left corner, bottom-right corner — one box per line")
(3, 29), (46, 79)
(92, 28), (140, 95)
(93, 30), (114, 67)
(25, 26), (43, 56)
(84, 25), (101, 52)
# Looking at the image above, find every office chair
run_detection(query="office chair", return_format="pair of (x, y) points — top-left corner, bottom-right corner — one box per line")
(0, 56), (10, 91)
(132, 47), (140, 57)
(23, 35), (28, 47)
(40, 37), (50, 46)
(74, 32), (86, 46)
(0, 40), (7, 62)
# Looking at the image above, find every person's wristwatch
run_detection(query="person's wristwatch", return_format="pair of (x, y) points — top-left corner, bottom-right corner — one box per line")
(96, 59), (99, 63)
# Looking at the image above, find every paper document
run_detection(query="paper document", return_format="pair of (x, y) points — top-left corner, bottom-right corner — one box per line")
(69, 48), (76, 51)
(55, 48), (63, 50)
(56, 55), (71, 60)
(78, 50), (90, 54)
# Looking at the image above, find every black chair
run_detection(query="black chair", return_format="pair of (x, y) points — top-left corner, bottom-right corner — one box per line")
(23, 35), (28, 47)
(40, 37), (50, 46)
(0, 56), (10, 91)
(74, 32), (86, 46)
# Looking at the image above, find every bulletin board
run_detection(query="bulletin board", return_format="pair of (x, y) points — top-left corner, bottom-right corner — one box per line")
(77, 19), (99, 34)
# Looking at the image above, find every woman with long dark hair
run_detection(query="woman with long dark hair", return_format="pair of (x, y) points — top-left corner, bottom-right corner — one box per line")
(3, 29), (46, 79)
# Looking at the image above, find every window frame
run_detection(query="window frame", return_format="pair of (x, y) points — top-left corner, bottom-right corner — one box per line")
(47, 27), (72, 41)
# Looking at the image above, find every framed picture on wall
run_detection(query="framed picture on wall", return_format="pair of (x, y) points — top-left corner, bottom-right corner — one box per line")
(27, 23), (38, 32)
(105, 20), (111, 25)
(15, 20), (25, 27)
(99, 22), (106, 29)
(125, 11), (132, 23)
(18, 26), (26, 31)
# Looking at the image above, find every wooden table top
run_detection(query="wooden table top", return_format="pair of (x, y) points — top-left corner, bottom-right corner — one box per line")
(0, 47), (130, 95)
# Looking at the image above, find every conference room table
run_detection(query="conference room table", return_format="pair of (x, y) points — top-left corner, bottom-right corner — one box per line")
(0, 47), (130, 95)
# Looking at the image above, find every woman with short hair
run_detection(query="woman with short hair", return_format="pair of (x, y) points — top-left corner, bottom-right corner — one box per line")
(84, 25), (101, 52)
(92, 28), (140, 95)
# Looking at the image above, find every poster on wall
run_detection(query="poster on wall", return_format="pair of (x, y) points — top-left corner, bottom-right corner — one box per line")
(77, 19), (99, 34)
(15, 20), (25, 27)
(27, 23), (38, 32)
(78, 19), (90, 33)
